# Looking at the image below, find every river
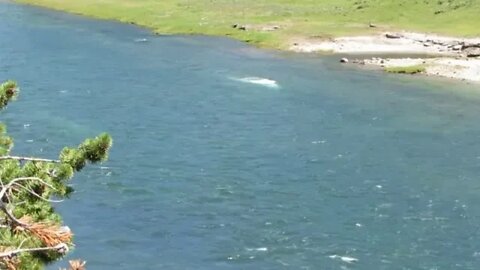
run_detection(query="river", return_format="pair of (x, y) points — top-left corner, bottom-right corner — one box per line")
(1, 2), (480, 269)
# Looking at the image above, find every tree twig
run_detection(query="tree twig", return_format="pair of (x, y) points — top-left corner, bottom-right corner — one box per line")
(11, 183), (63, 203)
(0, 243), (68, 258)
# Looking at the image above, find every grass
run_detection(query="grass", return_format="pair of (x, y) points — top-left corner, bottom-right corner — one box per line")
(13, 0), (480, 49)
(385, 65), (427, 74)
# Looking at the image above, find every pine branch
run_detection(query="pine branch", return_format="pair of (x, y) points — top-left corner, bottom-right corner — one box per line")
(0, 177), (57, 226)
(0, 156), (60, 163)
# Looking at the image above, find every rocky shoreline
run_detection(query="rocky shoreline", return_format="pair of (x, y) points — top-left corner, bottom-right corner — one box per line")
(290, 32), (480, 82)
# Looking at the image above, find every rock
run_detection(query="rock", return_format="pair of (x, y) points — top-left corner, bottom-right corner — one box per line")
(462, 43), (480, 50)
(465, 47), (480, 57)
(369, 23), (377, 28)
(232, 24), (247, 30)
(423, 42), (432, 47)
(452, 44), (463, 51)
(340, 58), (349, 63)
(385, 33), (402, 39)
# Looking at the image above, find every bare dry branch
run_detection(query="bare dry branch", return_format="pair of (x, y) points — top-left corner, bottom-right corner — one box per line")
(0, 243), (68, 258)
(11, 183), (63, 203)
(0, 177), (55, 200)
(0, 156), (60, 163)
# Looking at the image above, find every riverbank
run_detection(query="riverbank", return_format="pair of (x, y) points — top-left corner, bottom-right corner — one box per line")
(14, 0), (480, 47)
(13, 0), (480, 83)
(291, 32), (480, 82)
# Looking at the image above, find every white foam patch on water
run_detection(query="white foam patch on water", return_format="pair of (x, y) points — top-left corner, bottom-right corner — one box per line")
(246, 247), (268, 252)
(328, 255), (359, 264)
(230, 77), (279, 88)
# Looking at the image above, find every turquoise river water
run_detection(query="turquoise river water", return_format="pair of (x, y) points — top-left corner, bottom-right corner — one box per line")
(1, 2), (480, 269)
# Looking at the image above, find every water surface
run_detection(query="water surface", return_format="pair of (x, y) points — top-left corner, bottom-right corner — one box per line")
(1, 2), (480, 269)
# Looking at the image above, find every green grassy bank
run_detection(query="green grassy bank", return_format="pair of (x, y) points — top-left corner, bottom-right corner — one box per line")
(14, 0), (480, 49)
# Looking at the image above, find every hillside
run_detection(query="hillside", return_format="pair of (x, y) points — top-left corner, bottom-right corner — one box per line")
(15, 0), (480, 48)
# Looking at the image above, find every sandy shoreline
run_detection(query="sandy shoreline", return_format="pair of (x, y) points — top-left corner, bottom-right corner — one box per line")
(290, 32), (480, 82)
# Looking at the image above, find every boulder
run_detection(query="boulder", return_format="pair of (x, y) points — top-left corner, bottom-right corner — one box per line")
(452, 44), (463, 51)
(462, 43), (480, 50)
(340, 58), (349, 63)
(232, 24), (248, 30)
(385, 33), (402, 39)
(464, 47), (480, 57)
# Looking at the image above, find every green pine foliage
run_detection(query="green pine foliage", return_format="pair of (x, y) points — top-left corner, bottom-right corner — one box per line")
(0, 81), (112, 269)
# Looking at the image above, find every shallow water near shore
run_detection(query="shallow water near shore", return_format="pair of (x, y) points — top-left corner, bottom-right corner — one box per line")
(2, 2), (480, 269)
